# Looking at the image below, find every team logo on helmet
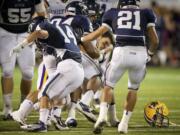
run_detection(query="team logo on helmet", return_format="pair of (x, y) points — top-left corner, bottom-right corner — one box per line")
(144, 101), (169, 127)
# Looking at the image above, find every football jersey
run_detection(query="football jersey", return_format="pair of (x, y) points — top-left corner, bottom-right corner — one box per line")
(45, 0), (82, 18)
(0, 0), (42, 33)
(102, 7), (156, 47)
(51, 15), (93, 40)
(36, 20), (81, 63)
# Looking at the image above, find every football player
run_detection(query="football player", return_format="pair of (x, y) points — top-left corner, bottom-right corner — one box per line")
(0, 0), (46, 120)
(62, 1), (101, 124)
(11, 16), (84, 132)
(81, 0), (159, 133)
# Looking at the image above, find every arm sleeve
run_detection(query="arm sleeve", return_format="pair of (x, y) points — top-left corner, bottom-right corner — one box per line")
(102, 9), (113, 31)
(146, 9), (157, 27)
(80, 17), (93, 34)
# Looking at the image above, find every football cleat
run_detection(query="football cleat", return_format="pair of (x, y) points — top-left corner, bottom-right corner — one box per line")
(118, 122), (128, 134)
(144, 101), (169, 127)
(76, 102), (97, 123)
(47, 114), (52, 127)
(51, 115), (69, 130)
(3, 113), (13, 121)
(10, 111), (26, 125)
(93, 119), (106, 134)
(108, 119), (120, 127)
(21, 121), (47, 132)
(65, 117), (78, 128)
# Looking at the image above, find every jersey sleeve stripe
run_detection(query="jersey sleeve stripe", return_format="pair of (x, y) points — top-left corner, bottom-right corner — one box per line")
(102, 23), (112, 31)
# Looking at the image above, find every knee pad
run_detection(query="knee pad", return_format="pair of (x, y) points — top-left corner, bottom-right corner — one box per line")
(22, 68), (34, 80)
(2, 68), (13, 78)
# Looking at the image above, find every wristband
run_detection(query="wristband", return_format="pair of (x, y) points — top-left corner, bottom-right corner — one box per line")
(148, 50), (154, 56)
(81, 37), (85, 42)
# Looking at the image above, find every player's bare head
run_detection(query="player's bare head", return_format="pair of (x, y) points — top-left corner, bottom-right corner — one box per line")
(28, 16), (46, 33)
(118, 0), (140, 8)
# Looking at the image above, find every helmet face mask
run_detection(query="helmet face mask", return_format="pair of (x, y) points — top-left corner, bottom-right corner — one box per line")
(144, 101), (170, 128)
(66, 1), (88, 15)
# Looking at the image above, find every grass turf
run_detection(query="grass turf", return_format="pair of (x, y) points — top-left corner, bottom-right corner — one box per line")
(0, 67), (180, 135)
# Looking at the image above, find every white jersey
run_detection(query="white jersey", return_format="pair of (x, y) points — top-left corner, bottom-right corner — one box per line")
(46, 0), (81, 18)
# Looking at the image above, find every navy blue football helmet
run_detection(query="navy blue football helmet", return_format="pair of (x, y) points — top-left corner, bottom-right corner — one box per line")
(28, 16), (46, 33)
(65, 1), (88, 15)
(118, 0), (140, 7)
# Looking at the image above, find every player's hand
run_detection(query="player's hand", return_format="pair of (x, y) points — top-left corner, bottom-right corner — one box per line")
(9, 45), (23, 57)
(146, 50), (154, 63)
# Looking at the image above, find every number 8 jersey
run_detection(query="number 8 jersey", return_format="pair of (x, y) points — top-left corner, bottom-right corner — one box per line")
(102, 7), (156, 47)
(0, 0), (42, 33)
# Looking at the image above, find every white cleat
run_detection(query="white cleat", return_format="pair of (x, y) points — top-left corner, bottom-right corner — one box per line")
(11, 111), (26, 126)
(76, 102), (97, 123)
(118, 122), (128, 134)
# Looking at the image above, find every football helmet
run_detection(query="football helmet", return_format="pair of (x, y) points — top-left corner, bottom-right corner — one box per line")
(65, 1), (88, 15)
(28, 16), (46, 33)
(144, 101), (169, 127)
(118, 0), (140, 8)
(61, 0), (68, 3)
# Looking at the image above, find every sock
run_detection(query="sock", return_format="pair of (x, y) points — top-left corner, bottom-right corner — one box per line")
(108, 104), (118, 121)
(39, 108), (49, 125)
(52, 106), (62, 117)
(121, 110), (132, 124)
(98, 102), (109, 120)
(80, 90), (94, 106)
(33, 102), (40, 111)
(19, 99), (34, 118)
(94, 90), (102, 100)
(3, 93), (13, 114)
(68, 102), (77, 119)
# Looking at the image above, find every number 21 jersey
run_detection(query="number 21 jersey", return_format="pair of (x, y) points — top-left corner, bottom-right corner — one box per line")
(0, 0), (42, 33)
(102, 7), (156, 47)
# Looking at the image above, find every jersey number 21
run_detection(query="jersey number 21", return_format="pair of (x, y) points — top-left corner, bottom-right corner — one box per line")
(118, 11), (141, 30)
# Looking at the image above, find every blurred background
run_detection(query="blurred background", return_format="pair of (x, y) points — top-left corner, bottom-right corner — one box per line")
(94, 0), (180, 67)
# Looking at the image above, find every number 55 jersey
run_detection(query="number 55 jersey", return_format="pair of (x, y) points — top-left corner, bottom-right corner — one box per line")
(0, 0), (43, 33)
(102, 7), (156, 47)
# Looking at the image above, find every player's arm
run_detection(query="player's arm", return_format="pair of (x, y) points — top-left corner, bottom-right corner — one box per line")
(10, 30), (48, 55)
(146, 9), (159, 56)
(81, 26), (109, 43)
(147, 26), (159, 55)
(81, 9), (113, 43)
(35, 0), (46, 17)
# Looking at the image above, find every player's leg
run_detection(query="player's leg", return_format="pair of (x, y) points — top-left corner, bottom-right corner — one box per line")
(66, 88), (81, 127)
(118, 48), (147, 133)
(33, 59), (84, 132)
(82, 75), (101, 106)
(77, 53), (101, 122)
(11, 62), (45, 125)
(17, 37), (35, 102)
(50, 99), (69, 130)
(107, 93), (119, 127)
(0, 28), (17, 119)
(94, 47), (126, 133)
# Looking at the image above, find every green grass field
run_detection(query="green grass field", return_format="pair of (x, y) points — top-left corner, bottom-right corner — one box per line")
(0, 67), (180, 135)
